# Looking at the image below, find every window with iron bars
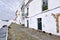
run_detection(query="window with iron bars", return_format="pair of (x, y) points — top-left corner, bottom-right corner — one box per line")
(42, 0), (48, 11)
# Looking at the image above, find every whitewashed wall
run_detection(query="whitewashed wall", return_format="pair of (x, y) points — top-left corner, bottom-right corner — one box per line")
(25, 0), (29, 5)
(27, 0), (60, 35)
(25, 19), (27, 27)
(29, 8), (60, 35)
(29, 0), (42, 17)
(48, 0), (60, 10)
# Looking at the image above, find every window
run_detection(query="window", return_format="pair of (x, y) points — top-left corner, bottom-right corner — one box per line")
(42, 0), (48, 11)
(22, 13), (24, 16)
(27, 7), (29, 16)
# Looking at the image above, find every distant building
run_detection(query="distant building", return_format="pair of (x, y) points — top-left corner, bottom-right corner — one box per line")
(17, 0), (60, 35)
(16, 1), (25, 25)
(15, 6), (21, 24)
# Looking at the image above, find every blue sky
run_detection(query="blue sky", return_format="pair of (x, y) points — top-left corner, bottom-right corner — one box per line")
(0, 0), (23, 20)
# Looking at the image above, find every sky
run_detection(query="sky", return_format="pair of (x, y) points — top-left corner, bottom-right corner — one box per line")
(0, 0), (23, 20)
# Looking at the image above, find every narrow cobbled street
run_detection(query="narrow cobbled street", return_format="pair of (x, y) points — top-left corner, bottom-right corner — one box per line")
(8, 23), (60, 40)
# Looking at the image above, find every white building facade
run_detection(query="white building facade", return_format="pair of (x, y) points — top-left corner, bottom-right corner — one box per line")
(16, 0), (60, 35)
(24, 0), (60, 35)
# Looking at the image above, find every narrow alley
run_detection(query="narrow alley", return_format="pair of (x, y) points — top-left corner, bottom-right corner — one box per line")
(8, 23), (60, 40)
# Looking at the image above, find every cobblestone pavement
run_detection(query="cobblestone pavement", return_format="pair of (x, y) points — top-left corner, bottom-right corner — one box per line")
(8, 23), (60, 40)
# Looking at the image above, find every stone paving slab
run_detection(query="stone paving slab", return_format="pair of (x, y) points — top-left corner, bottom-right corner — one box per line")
(8, 23), (60, 40)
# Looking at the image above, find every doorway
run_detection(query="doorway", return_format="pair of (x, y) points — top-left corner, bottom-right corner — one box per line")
(37, 18), (42, 30)
(27, 20), (29, 28)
